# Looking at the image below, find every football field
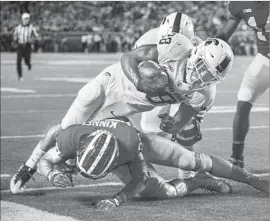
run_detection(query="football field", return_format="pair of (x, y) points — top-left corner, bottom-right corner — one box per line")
(1, 53), (269, 221)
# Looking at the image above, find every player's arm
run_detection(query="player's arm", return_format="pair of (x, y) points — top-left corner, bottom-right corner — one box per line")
(38, 146), (74, 188)
(159, 103), (196, 134)
(121, 44), (158, 91)
(94, 152), (150, 210)
(215, 2), (241, 41)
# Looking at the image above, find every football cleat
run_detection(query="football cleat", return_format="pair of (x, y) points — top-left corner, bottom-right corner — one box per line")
(247, 174), (269, 195)
(195, 173), (232, 194)
(229, 156), (244, 168)
(10, 164), (36, 194)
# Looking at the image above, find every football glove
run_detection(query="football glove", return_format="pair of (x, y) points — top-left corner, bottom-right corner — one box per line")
(92, 198), (120, 210)
(47, 170), (74, 188)
(158, 113), (176, 134)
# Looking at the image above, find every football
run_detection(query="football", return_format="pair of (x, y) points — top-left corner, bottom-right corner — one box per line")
(138, 60), (169, 88)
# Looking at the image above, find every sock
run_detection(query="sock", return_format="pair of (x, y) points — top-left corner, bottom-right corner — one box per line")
(25, 142), (46, 169)
(232, 101), (252, 159)
(232, 142), (244, 160)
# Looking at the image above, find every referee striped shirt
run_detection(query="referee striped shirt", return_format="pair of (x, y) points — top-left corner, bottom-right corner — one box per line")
(13, 24), (39, 44)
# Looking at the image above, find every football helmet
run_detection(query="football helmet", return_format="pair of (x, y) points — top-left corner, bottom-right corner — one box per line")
(186, 38), (234, 90)
(76, 130), (119, 179)
(158, 12), (196, 45)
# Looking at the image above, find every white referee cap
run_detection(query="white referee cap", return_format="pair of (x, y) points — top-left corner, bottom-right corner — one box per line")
(22, 13), (30, 20)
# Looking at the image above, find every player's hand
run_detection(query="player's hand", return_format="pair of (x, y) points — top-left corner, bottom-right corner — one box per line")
(48, 170), (74, 188)
(158, 113), (176, 134)
(194, 108), (207, 123)
(92, 199), (118, 210)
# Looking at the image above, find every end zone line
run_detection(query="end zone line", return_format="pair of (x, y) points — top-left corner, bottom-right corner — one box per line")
(1, 173), (269, 193)
(1, 125), (268, 140)
(0, 182), (124, 193)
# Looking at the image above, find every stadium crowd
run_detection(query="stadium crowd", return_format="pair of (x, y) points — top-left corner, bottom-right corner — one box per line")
(0, 1), (257, 55)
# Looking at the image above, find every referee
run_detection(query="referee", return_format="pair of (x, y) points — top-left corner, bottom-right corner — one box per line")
(13, 13), (39, 81)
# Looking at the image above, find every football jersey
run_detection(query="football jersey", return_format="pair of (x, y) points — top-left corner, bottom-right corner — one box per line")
(56, 119), (141, 164)
(229, 1), (270, 56)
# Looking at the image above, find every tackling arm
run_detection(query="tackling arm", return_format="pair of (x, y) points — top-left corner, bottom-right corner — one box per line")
(94, 152), (150, 210)
(38, 146), (74, 188)
(121, 44), (158, 92)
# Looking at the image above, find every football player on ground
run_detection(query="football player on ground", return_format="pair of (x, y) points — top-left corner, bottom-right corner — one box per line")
(10, 24), (234, 191)
(215, 1), (270, 168)
(12, 117), (268, 210)
(134, 12), (213, 179)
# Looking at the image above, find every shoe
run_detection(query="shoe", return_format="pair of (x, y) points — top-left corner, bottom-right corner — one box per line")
(18, 77), (24, 82)
(229, 156), (244, 168)
(195, 173), (232, 194)
(248, 174), (269, 195)
(28, 64), (32, 70)
(10, 164), (36, 194)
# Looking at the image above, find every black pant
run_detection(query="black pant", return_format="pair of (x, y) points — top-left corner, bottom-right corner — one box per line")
(17, 43), (31, 78)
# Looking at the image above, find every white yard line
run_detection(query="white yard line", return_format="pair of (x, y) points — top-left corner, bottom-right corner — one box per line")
(1, 173), (269, 194)
(0, 182), (123, 193)
(1, 125), (268, 140)
(1, 93), (76, 99)
(1, 87), (36, 93)
(0, 174), (11, 178)
(36, 77), (93, 83)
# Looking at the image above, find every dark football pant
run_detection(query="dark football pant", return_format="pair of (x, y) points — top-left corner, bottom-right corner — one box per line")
(16, 43), (31, 78)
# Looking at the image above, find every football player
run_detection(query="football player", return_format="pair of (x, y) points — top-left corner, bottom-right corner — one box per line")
(134, 12), (213, 179)
(12, 117), (268, 210)
(215, 1), (269, 167)
(10, 30), (234, 190)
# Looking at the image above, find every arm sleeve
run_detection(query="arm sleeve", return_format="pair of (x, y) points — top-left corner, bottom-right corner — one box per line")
(56, 128), (77, 159)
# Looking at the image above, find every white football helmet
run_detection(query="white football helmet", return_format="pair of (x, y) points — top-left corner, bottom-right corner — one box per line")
(185, 38), (234, 90)
(158, 12), (196, 45)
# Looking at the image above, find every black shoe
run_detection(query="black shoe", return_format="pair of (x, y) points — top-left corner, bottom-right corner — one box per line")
(229, 156), (244, 168)
(10, 164), (36, 194)
(248, 175), (269, 195)
(28, 64), (32, 70)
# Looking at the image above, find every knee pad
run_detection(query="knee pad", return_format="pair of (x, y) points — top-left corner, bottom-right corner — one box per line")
(193, 153), (212, 173)
(237, 86), (255, 104)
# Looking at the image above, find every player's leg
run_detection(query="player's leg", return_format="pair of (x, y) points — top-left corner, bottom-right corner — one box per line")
(230, 53), (269, 167)
(16, 45), (23, 80)
(142, 134), (269, 194)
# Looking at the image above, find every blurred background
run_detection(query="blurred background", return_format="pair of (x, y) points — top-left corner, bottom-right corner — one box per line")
(0, 1), (257, 55)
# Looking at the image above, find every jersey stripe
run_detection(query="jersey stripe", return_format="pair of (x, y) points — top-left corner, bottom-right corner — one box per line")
(216, 54), (231, 73)
(172, 12), (182, 33)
